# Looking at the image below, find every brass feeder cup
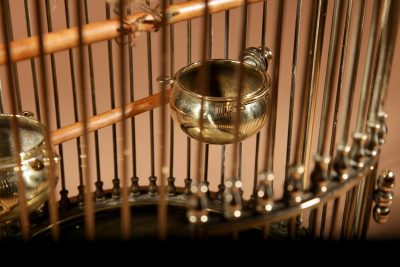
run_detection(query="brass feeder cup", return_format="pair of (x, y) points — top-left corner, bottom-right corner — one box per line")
(0, 113), (59, 222)
(170, 47), (272, 144)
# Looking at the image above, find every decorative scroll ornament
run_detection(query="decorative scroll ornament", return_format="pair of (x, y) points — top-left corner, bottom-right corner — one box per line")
(377, 112), (388, 145)
(310, 155), (330, 194)
(224, 178), (243, 219)
(349, 132), (367, 168)
(284, 165), (304, 206)
(365, 121), (380, 157)
(332, 145), (351, 182)
(373, 170), (395, 224)
(186, 182), (209, 224)
(255, 172), (274, 214)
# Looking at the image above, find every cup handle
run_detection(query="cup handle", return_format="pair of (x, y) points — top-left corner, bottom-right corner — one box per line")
(241, 47), (273, 72)
(19, 111), (35, 119)
(156, 75), (176, 87)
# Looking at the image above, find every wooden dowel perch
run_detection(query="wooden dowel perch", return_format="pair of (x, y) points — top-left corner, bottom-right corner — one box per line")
(51, 89), (171, 146)
(0, 0), (262, 65)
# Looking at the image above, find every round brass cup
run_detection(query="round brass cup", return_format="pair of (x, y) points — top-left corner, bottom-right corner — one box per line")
(170, 48), (271, 144)
(0, 113), (59, 222)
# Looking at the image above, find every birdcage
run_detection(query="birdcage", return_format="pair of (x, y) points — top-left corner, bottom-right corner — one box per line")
(0, 0), (398, 241)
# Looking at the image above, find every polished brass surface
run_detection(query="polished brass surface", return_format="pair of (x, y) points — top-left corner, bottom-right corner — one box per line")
(170, 58), (271, 144)
(0, 114), (59, 222)
(373, 170), (395, 224)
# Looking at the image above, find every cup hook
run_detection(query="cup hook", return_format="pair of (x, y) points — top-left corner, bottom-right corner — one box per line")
(241, 47), (273, 72)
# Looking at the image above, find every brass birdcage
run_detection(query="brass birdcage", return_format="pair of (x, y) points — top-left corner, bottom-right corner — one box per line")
(0, 0), (398, 241)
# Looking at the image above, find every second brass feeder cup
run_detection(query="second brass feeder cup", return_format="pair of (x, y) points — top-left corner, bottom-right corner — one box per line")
(170, 47), (272, 144)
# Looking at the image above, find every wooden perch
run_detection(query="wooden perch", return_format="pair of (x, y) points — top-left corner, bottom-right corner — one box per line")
(0, 0), (262, 65)
(51, 89), (171, 145)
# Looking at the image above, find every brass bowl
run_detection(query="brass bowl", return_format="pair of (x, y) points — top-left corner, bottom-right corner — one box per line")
(170, 47), (272, 144)
(0, 113), (59, 222)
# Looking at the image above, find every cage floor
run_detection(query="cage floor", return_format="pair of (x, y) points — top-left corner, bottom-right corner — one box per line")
(26, 204), (309, 240)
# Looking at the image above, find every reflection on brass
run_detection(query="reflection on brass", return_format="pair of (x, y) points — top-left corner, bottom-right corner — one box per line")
(0, 114), (59, 222)
(170, 48), (271, 144)
(373, 170), (395, 224)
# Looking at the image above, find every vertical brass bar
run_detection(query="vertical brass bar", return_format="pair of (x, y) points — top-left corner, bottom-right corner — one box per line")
(0, 0), (30, 239)
(340, 188), (351, 238)
(219, 145), (226, 196)
(32, 0), (60, 240)
(377, 0), (399, 112)
(0, 79), (3, 113)
(339, 0), (367, 144)
(360, 164), (378, 239)
(185, 0), (192, 191)
(44, 0), (67, 209)
(360, 0), (399, 238)
(316, 0), (344, 238)
(106, 3), (120, 195)
(169, 0), (175, 191)
(117, 0), (131, 240)
(219, 7), (230, 197)
(316, 0), (344, 155)
(261, 0), (267, 49)
(319, 202), (327, 238)
(285, 0), (301, 180)
(3, 0), (21, 112)
(186, 0), (211, 230)
(203, 2), (213, 185)
(238, 142), (242, 181)
(368, 3), (392, 122)
(340, 0), (368, 240)
(158, 0), (169, 240)
(35, 1), (59, 240)
(355, 0), (391, 237)
(195, 0), (210, 186)
(23, 0), (41, 120)
(252, 132), (260, 197)
(127, 7), (138, 194)
(343, 187), (358, 239)
(369, 1), (398, 117)
(264, 0), (284, 173)
(296, 0), (328, 184)
(186, 134), (191, 190)
(292, 0), (327, 236)
(353, 176), (367, 237)
(328, 0), (353, 238)
(204, 144), (209, 182)
(145, 1), (157, 191)
(356, 165), (376, 238)
(224, 9), (230, 59)
(327, 0), (352, 171)
(76, 0), (95, 240)
(355, 0), (386, 133)
(84, 0), (104, 199)
(208, 8), (213, 59)
(63, 0), (79, 207)
(329, 198), (340, 239)
(231, 0), (248, 178)
(253, 0), (267, 197)
(286, 0), (310, 236)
